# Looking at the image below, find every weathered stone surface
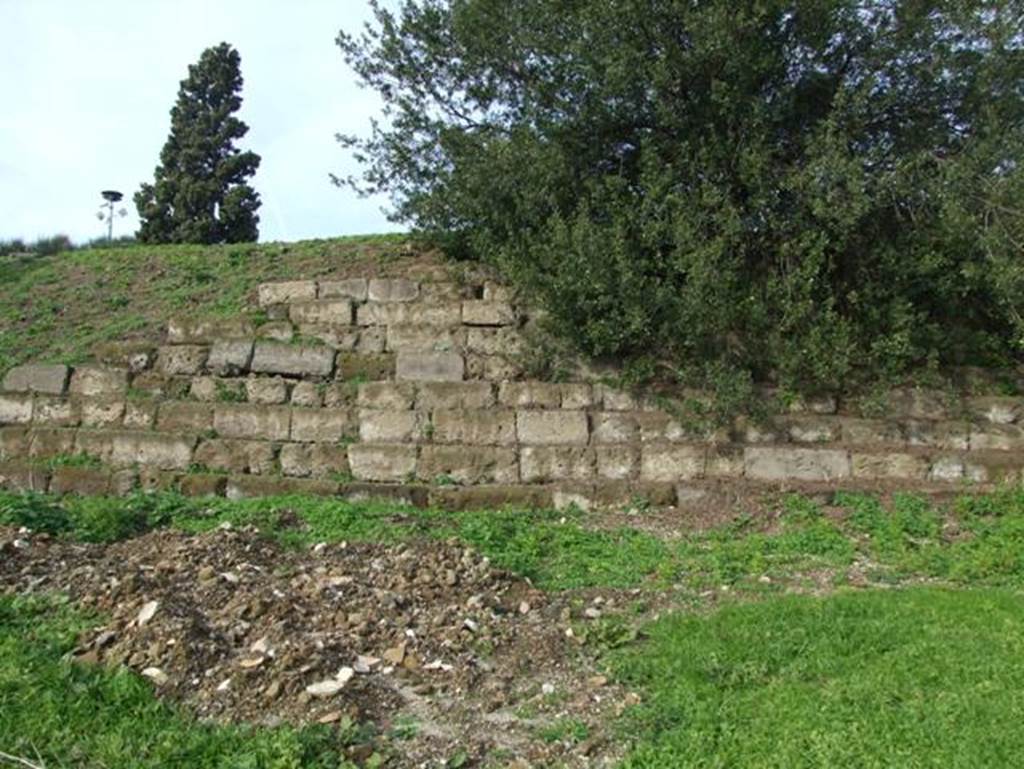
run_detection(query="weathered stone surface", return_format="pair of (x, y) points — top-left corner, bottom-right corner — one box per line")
(357, 382), (415, 410)
(339, 482), (429, 507)
(290, 381), (323, 408)
(93, 341), (156, 373)
(428, 484), (552, 511)
(80, 398), (125, 427)
(420, 281), (470, 301)
(2, 364), (70, 395)
(356, 302), (461, 327)
(464, 327), (523, 356)
(0, 427), (30, 459)
(596, 385), (638, 411)
(32, 396), (80, 426)
(928, 455), (964, 481)
(499, 382), (562, 409)
(786, 417), (840, 443)
(591, 413), (638, 444)
(461, 301), (516, 326)
(214, 404), (291, 440)
(0, 393), (32, 424)
(432, 410), (516, 446)
(967, 396), (1022, 425)
(348, 444), (417, 482)
(482, 280), (512, 302)
(0, 461), (50, 492)
(258, 281), (317, 307)
(705, 446), (744, 477)
(465, 354), (522, 382)
(516, 410), (588, 446)
(785, 393), (838, 415)
(886, 388), (950, 420)
(167, 317), (255, 344)
(69, 367), (128, 398)
(251, 342), (335, 378)
(156, 402), (213, 432)
(123, 400), (157, 430)
(415, 382), (494, 410)
(74, 430), (114, 462)
(226, 475), (339, 500)
(206, 340), (254, 376)
(245, 376), (289, 405)
(336, 353), (395, 381)
(290, 408), (354, 443)
(744, 447), (851, 481)
(520, 446), (594, 482)
(396, 352), (464, 382)
(178, 474), (227, 497)
(321, 383), (357, 409)
(255, 321), (295, 342)
(386, 324), (463, 353)
(359, 410), (425, 443)
(319, 278), (368, 302)
(50, 466), (112, 496)
(194, 439), (276, 475)
(964, 452), (1024, 484)
(419, 445), (518, 484)
(560, 384), (594, 410)
(288, 300), (353, 326)
(368, 278), (419, 302)
(840, 418), (905, 446)
(732, 416), (783, 444)
(27, 428), (78, 459)
(851, 452), (929, 480)
(640, 445), (706, 482)
(595, 445), (640, 480)
(279, 443), (349, 478)
(157, 345), (209, 376)
(971, 424), (1024, 451)
(354, 327), (387, 353)
(903, 420), (969, 450)
(110, 432), (196, 470)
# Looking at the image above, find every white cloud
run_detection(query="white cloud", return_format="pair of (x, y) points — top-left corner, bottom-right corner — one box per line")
(0, 0), (403, 243)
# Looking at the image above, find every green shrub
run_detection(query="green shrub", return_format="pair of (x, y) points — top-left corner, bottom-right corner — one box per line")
(340, 1), (1024, 401)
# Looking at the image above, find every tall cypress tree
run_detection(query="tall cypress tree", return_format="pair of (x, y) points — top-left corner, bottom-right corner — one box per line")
(136, 42), (261, 244)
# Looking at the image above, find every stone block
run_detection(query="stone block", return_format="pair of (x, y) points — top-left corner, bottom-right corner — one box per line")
(354, 327), (387, 353)
(359, 409), (425, 442)
(420, 281), (469, 301)
(27, 428), (77, 459)
(432, 410), (516, 446)
(596, 445), (640, 480)
(732, 416), (784, 444)
(465, 354), (522, 382)
(839, 418), (905, 446)
(368, 278), (419, 302)
(744, 447), (851, 481)
(428, 484), (552, 511)
(74, 430), (114, 462)
(288, 300), (353, 326)
(178, 474), (227, 498)
(560, 384), (594, 410)
(92, 341), (157, 373)
(110, 432), (196, 471)
(348, 444), (418, 482)
(137, 467), (180, 494)
(358, 382), (415, 410)
(245, 376), (289, 405)
(50, 466), (112, 496)
(167, 317), (255, 343)
(967, 396), (1022, 425)
(123, 400), (157, 430)
(464, 327), (524, 356)
(415, 382), (494, 410)
(520, 446), (594, 482)
(2, 364), (70, 395)
(886, 388), (950, 420)
(296, 324), (359, 350)
(482, 280), (512, 302)
(206, 340), (254, 376)
(971, 424), (1024, 451)
(516, 410), (589, 445)
(499, 382), (562, 409)
(80, 398), (125, 427)
(640, 445), (706, 482)
(156, 345), (208, 376)
(396, 352), (464, 382)
(0, 427), (29, 460)
(0, 461), (50, 493)
(386, 324), (463, 353)
(592, 481), (678, 509)
(156, 401), (213, 432)
(319, 278), (368, 301)
(69, 366), (128, 397)
(591, 413), (638, 444)
(356, 302), (461, 327)
(226, 475), (340, 500)
(258, 281), (317, 307)
(963, 452), (1024, 484)
(705, 446), (744, 478)
(290, 407), (354, 443)
(251, 342), (335, 378)
(785, 393), (838, 415)
(419, 445), (519, 484)
(255, 321), (295, 342)
(786, 417), (840, 443)
(928, 455), (965, 482)
(214, 404), (291, 440)
(851, 452), (930, 480)
(596, 385), (638, 411)
(339, 482), (429, 507)
(279, 443), (350, 478)
(322, 383), (357, 408)
(32, 396), (80, 427)
(903, 420), (969, 450)
(0, 393), (32, 424)
(336, 352), (395, 381)
(194, 439), (276, 475)
(290, 381), (323, 408)
(461, 300), (516, 326)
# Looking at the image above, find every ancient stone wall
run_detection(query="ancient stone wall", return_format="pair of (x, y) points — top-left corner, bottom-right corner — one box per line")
(2, 273), (1023, 509)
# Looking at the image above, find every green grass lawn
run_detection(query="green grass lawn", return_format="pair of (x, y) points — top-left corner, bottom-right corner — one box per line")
(4, 487), (1024, 767)
(0, 235), (408, 377)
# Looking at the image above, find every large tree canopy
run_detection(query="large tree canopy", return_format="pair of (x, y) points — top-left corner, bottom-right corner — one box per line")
(338, 1), (1024, 397)
(136, 42), (261, 245)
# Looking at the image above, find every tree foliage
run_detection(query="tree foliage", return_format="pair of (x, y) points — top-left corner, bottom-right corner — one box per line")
(136, 43), (261, 245)
(338, 1), (1024, 396)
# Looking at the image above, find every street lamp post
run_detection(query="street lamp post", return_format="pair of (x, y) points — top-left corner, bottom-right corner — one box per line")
(99, 190), (126, 242)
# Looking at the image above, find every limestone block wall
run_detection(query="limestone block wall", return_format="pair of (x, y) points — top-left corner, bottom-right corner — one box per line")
(2, 274), (1024, 509)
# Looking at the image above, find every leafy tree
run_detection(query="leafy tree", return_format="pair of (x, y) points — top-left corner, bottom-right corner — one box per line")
(136, 43), (261, 244)
(338, 1), (1024, 399)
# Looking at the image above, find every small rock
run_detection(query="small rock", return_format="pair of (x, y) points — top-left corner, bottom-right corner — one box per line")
(197, 566), (216, 582)
(463, 618), (479, 633)
(142, 667), (168, 686)
(583, 607), (602, 619)
(239, 657), (265, 669)
(335, 666), (355, 685)
(216, 678), (232, 692)
(382, 643), (406, 665)
(587, 675), (608, 688)
(95, 630), (118, 648)
(518, 601), (531, 614)
(354, 655), (380, 674)
(136, 600), (159, 627)
(250, 636), (274, 656)
(306, 679), (347, 698)
(541, 683), (555, 695)
(318, 710), (343, 724)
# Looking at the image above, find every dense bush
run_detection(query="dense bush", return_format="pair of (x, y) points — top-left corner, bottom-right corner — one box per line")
(339, 1), (1024, 398)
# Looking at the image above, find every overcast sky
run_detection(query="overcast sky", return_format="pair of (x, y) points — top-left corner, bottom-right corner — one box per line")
(0, 0), (403, 244)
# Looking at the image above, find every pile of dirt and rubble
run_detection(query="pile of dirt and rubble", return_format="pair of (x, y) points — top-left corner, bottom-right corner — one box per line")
(0, 524), (636, 767)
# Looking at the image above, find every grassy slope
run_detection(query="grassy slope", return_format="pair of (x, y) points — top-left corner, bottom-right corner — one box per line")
(0, 235), (410, 377)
